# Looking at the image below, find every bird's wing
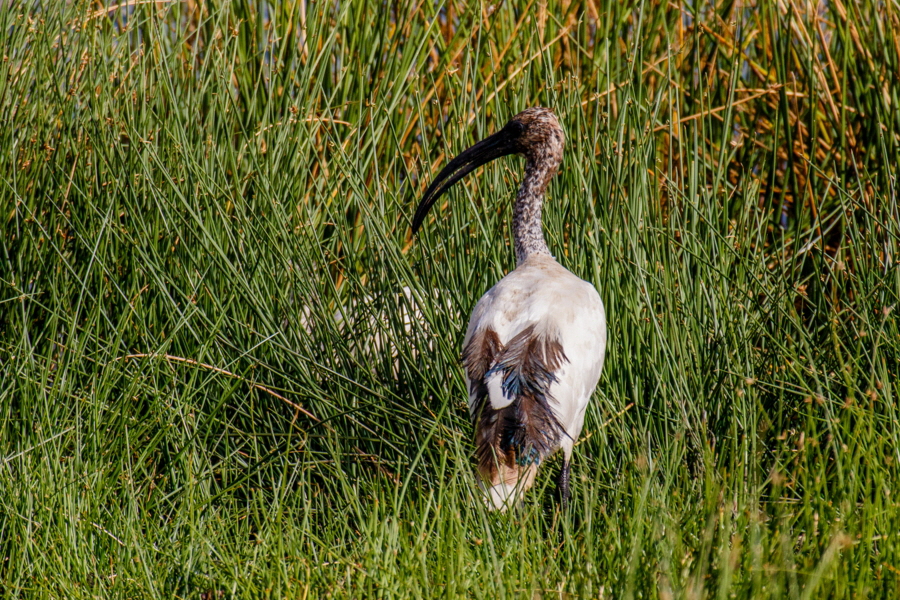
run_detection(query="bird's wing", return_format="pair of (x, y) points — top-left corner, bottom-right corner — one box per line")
(543, 284), (606, 441)
(463, 322), (568, 413)
(461, 325), (502, 419)
(463, 319), (571, 472)
(462, 263), (606, 440)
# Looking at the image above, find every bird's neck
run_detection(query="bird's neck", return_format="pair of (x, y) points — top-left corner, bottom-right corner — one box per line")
(513, 158), (553, 265)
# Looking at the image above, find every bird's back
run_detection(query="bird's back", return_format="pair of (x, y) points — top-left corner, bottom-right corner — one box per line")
(461, 254), (606, 506)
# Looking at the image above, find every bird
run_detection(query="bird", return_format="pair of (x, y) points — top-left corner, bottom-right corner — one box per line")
(412, 107), (607, 510)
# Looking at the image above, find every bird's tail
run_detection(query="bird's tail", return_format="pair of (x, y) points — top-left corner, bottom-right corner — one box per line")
(475, 393), (561, 510)
(465, 324), (568, 510)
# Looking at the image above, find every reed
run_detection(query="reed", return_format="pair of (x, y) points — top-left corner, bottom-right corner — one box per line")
(1, 1), (898, 596)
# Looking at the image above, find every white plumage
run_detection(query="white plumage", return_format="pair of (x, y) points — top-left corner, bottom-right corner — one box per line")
(412, 107), (607, 509)
(463, 255), (606, 508)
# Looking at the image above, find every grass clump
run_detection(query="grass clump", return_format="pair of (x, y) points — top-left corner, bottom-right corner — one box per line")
(1, 0), (898, 597)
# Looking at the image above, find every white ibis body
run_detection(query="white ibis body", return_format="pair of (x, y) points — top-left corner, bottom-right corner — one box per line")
(412, 107), (606, 510)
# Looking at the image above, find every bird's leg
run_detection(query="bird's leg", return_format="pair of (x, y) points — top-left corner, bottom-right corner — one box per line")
(557, 459), (571, 508)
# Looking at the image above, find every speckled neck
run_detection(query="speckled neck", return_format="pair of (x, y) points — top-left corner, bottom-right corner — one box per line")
(510, 109), (564, 266)
(513, 162), (552, 265)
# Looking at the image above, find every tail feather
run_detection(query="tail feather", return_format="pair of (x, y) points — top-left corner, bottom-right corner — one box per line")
(474, 392), (564, 509)
(503, 392), (564, 465)
(464, 325), (568, 510)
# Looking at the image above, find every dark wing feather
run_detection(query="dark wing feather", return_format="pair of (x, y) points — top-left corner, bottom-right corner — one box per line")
(462, 329), (514, 479)
(485, 324), (568, 406)
(461, 328), (501, 418)
(464, 325), (570, 479)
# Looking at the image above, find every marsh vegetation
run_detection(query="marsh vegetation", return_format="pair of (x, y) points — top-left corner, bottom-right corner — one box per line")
(1, 0), (899, 596)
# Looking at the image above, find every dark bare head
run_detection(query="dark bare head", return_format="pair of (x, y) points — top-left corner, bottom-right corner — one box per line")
(507, 107), (564, 171)
(412, 107), (565, 233)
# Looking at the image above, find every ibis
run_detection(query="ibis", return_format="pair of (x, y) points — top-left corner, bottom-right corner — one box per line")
(412, 107), (607, 510)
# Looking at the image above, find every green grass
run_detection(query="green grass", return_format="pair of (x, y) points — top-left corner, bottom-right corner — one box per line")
(2, 0), (899, 597)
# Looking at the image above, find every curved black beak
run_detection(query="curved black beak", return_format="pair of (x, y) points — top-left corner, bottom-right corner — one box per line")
(412, 123), (522, 234)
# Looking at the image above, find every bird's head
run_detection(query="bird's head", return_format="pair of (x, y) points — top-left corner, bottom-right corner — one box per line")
(412, 107), (565, 234)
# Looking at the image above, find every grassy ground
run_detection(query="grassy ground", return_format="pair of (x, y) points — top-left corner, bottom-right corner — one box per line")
(2, 0), (899, 597)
